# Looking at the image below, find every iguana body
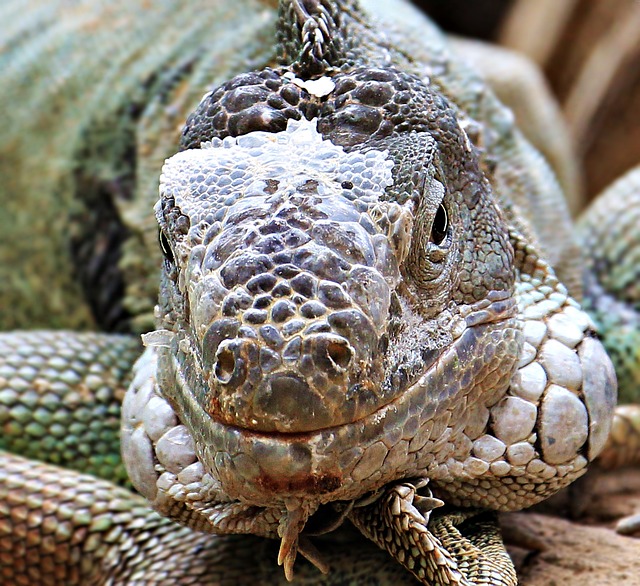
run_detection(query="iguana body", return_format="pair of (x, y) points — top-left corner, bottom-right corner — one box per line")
(0, 0), (278, 333)
(0, 1), (638, 584)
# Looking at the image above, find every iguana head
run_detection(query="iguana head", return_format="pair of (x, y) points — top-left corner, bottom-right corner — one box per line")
(152, 62), (518, 507)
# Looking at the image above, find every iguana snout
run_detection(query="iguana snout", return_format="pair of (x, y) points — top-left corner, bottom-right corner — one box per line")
(156, 118), (402, 435)
(208, 329), (364, 433)
(200, 257), (386, 433)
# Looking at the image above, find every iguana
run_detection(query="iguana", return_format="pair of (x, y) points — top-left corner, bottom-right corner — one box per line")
(1, 1), (639, 585)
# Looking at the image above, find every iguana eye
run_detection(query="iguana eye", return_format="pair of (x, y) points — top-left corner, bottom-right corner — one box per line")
(159, 229), (174, 264)
(430, 204), (448, 245)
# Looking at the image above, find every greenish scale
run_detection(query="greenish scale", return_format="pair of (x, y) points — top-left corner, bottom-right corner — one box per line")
(594, 321), (640, 405)
(0, 0), (278, 332)
(0, 332), (142, 484)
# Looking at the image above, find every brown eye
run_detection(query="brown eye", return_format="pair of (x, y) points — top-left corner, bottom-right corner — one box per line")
(430, 204), (448, 245)
(159, 229), (174, 263)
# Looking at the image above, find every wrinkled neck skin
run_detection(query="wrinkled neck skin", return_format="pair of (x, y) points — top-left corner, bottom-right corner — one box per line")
(152, 0), (517, 560)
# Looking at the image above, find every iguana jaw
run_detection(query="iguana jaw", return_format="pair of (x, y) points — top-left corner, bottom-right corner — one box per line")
(153, 293), (519, 508)
(121, 297), (518, 578)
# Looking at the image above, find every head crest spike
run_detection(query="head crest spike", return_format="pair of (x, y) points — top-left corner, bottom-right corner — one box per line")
(277, 0), (350, 76)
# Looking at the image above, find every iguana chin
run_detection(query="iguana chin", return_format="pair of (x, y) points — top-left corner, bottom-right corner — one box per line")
(120, 1), (616, 582)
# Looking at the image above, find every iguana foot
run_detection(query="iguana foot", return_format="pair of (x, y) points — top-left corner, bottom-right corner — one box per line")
(348, 479), (518, 586)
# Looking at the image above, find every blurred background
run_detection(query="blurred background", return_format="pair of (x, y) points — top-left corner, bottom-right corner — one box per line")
(416, 0), (640, 209)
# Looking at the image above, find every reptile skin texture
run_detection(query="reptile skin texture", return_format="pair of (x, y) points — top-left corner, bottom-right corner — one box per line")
(1, 0), (638, 584)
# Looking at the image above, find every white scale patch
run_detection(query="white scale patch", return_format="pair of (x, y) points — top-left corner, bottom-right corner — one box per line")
(159, 118), (395, 215)
(283, 71), (336, 98)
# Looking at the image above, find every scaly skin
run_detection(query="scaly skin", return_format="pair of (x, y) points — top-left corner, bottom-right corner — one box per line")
(0, 0), (638, 584)
(577, 167), (640, 405)
(0, 332), (140, 484)
(0, 0), (278, 333)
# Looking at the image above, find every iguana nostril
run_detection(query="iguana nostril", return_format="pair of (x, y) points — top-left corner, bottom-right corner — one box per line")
(214, 347), (236, 384)
(309, 334), (354, 374)
(326, 340), (352, 370)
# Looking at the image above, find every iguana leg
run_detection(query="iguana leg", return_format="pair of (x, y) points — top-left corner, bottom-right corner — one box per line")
(348, 479), (517, 586)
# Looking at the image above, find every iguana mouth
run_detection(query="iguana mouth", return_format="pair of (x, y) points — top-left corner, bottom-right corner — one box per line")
(151, 295), (520, 507)
(194, 289), (517, 435)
